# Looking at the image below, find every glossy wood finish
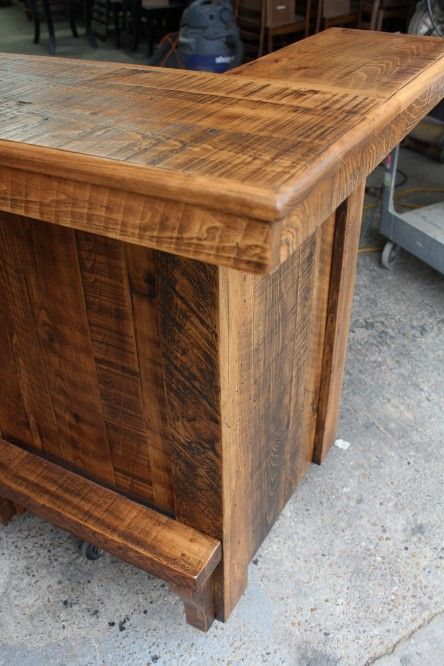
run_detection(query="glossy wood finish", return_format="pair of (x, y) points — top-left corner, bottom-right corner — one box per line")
(0, 29), (443, 273)
(0, 438), (221, 630)
(0, 29), (442, 631)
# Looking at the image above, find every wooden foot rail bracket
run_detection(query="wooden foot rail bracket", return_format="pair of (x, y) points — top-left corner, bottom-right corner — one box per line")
(0, 496), (24, 525)
(0, 439), (221, 631)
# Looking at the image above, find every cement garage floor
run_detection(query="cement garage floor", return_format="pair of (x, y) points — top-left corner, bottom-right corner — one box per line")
(0, 5), (443, 665)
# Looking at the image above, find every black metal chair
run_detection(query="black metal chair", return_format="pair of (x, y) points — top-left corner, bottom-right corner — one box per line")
(27, 0), (79, 54)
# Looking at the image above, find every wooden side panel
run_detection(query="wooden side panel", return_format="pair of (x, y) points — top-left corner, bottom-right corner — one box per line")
(217, 215), (336, 618)
(0, 212), (175, 513)
(313, 183), (366, 463)
(159, 217), (336, 621)
(0, 212), (115, 485)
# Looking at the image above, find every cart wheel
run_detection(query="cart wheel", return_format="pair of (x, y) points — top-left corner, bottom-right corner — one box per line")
(80, 541), (104, 561)
(381, 242), (400, 269)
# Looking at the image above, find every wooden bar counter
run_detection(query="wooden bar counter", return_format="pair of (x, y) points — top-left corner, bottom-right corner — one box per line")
(0, 29), (443, 631)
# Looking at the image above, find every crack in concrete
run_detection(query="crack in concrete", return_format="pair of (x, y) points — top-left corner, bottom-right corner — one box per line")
(364, 608), (444, 665)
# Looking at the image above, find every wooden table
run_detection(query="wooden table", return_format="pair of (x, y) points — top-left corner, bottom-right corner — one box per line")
(0, 29), (443, 631)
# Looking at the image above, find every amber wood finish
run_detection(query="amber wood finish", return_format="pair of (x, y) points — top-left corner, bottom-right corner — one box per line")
(0, 212), (175, 514)
(0, 497), (18, 525)
(313, 183), (366, 463)
(0, 438), (221, 630)
(216, 217), (337, 618)
(0, 29), (443, 273)
(0, 30), (442, 631)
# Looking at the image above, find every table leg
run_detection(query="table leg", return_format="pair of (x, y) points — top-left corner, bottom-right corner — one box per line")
(169, 578), (216, 632)
(0, 495), (24, 525)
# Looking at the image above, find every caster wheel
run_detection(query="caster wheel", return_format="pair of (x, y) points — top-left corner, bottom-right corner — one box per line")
(381, 241), (400, 269)
(80, 541), (104, 561)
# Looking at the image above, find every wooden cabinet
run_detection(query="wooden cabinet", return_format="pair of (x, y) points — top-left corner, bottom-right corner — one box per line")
(0, 29), (443, 631)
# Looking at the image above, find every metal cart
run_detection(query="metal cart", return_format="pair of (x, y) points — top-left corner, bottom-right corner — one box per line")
(379, 145), (444, 273)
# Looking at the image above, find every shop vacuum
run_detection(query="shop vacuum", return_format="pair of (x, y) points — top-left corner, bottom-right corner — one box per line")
(177, 0), (244, 72)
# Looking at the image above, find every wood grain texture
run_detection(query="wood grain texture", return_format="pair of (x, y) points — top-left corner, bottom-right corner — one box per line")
(76, 233), (174, 511)
(0, 212), (116, 485)
(156, 215), (337, 621)
(0, 29), (443, 273)
(158, 254), (223, 540)
(313, 183), (366, 463)
(0, 211), (175, 513)
(125, 246), (175, 513)
(216, 216), (336, 618)
(0, 438), (221, 596)
(0, 29), (441, 631)
(0, 166), (278, 274)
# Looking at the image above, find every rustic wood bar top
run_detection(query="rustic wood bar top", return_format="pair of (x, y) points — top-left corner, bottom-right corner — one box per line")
(1, 29), (443, 273)
(0, 29), (443, 631)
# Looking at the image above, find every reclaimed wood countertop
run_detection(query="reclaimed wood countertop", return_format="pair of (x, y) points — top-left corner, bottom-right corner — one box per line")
(1, 28), (443, 273)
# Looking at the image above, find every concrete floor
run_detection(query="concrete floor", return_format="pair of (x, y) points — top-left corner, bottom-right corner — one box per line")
(0, 4), (444, 665)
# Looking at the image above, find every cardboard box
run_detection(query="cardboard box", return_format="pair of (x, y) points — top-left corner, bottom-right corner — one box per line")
(265, 0), (296, 28)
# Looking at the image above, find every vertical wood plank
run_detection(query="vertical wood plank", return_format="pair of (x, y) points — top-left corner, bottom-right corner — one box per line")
(158, 253), (223, 538)
(0, 213), (116, 485)
(298, 213), (336, 469)
(125, 245), (175, 513)
(160, 220), (338, 622)
(217, 267), (254, 617)
(76, 232), (158, 507)
(0, 213), (70, 461)
(313, 182), (366, 463)
(0, 301), (34, 448)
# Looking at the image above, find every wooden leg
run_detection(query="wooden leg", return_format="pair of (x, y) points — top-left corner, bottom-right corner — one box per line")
(305, 0), (312, 35)
(0, 495), (24, 525)
(313, 182), (366, 463)
(170, 577), (216, 632)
